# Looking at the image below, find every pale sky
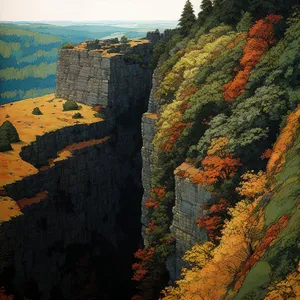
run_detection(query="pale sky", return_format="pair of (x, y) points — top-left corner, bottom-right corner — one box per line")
(0, 0), (201, 21)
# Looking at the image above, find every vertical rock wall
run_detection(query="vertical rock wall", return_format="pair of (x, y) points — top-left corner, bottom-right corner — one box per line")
(141, 113), (157, 246)
(55, 43), (153, 115)
(0, 42), (154, 300)
(170, 164), (212, 279)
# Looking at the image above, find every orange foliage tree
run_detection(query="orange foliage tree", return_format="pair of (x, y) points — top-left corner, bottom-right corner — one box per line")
(132, 247), (155, 282)
(144, 187), (166, 209)
(223, 14), (283, 101)
(191, 155), (242, 185)
(267, 105), (300, 174)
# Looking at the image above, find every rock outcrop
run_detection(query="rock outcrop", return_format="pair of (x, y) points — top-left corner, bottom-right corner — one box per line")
(169, 163), (212, 279)
(0, 40), (154, 299)
(56, 43), (153, 115)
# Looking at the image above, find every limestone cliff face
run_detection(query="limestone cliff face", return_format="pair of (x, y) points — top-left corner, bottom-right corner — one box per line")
(170, 164), (212, 279)
(0, 43), (153, 299)
(140, 73), (211, 281)
(56, 43), (153, 115)
(140, 67), (161, 246)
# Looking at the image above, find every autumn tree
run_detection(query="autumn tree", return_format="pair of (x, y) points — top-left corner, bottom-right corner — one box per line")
(179, 0), (196, 36)
(191, 155), (242, 185)
(196, 199), (230, 241)
(132, 247), (155, 282)
(223, 15), (283, 101)
(236, 171), (267, 199)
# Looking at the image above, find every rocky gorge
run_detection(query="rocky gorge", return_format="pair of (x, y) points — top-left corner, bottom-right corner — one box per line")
(0, 38), (155, 299)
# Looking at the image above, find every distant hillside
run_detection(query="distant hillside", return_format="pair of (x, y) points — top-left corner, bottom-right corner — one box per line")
(0, 21), (176, 104)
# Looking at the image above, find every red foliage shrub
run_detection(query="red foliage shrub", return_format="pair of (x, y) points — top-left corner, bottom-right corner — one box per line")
(197, 199), (230, 241)
(145, 220), (157, 235)
(132, 247), (155, 281)
(0, 287), (13, 300)
(223, 15), (283, 102)
(197, 215), (224, 241)
(93, 105), (103, 112)
(144, 197), (160, 209)
(261, 148), (273, 160)
(165, 122), (191, 152)
(209, 199), (230, 214)
(179, 86), (198, 101)
(152, 187), (166, 199)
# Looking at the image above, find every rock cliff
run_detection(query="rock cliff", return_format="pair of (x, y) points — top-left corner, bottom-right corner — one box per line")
(0, 40), (154, 299)
(56, 43), (153, 115)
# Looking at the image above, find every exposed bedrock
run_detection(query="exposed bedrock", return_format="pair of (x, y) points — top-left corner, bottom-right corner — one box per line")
(140, 66), (211, 282)
(169, 173), (211, 280)
(0, 43), (153, 299)
(55, 43), (153, 115)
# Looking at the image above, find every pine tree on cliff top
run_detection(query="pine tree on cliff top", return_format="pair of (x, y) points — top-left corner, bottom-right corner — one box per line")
(179, 0), (196, 36)
(201, 0), (213, 15)
(198, 0), (213, 24)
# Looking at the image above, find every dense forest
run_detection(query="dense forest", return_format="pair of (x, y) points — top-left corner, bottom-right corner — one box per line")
(132, 0), (300, 299)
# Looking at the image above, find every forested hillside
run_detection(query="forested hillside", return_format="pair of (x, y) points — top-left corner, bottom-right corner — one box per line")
(132, 0), (300, 299)
(0, 22), (175, 104)
(0, 25), (63, 103)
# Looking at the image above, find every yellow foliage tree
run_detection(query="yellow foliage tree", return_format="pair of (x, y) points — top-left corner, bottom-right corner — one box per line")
(162, 200), (263, 300)
(236, 170), (268, 199)
(264, 261), (300, 300)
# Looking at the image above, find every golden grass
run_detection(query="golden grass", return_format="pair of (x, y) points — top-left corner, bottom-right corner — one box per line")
(72, 39), (150, 57)
(0, 196), (22, 222)
(0, 94), (102, 187)
(44, 136), (110, 169)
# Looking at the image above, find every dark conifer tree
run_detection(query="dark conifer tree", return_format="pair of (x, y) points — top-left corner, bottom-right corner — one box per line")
(179, 0), (196, 36)
(201, 0), (213, 15)
(198, 0), (213, 24)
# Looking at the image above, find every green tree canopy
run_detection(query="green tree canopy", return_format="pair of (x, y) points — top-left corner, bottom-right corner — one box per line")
(179, 0), (196, 36)
(236, 11), (253, 32)
(201, 0), (213, 15)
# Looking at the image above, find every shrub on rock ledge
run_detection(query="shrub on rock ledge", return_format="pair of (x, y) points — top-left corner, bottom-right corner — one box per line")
(72, 112), (83, 119)
(0, 130), (12, 152)
(0, 120), (20, 143)
(32, 107), (43, 115)
(63, 100), (79, 111)
(61, 42), (74, 49)
(94, 112), (105, 119)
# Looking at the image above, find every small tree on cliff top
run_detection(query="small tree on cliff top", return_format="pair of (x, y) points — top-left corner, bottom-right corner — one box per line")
(179, 0), (196, 36)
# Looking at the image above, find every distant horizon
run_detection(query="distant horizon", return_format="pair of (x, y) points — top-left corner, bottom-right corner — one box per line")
(0, 20), (178, 24)
(0, 0), (201, 22)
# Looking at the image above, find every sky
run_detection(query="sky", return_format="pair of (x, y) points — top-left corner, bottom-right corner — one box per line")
(0, 0), (201, 22)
